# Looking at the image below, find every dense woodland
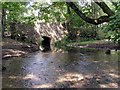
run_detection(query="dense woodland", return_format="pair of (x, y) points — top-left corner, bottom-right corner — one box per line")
(1, 0), (120, 46)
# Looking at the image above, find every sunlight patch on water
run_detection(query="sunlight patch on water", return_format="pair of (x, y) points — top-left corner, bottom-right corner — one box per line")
(32, 83), (53, 88)
(108, 73), (119, 78)
(100, 83), (118, 88)
(56, 73), (84, 83)
(9, 76), (18, 79)
(23, 73), (39, 80)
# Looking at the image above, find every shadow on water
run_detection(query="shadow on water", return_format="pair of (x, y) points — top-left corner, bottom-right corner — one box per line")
(2, 46), (120, 88)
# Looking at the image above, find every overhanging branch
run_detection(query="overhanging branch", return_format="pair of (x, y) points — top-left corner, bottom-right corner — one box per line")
(94, 0), (115, 16)
(66, 2), (114, 25)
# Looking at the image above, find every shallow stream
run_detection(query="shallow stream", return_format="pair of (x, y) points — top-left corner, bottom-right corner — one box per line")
(2, 47), (120, 88)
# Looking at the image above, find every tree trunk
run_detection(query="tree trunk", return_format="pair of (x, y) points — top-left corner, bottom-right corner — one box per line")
(2, 8), (6, 37)
(66, 4), (76, 40)
(10, 22), (16, 39)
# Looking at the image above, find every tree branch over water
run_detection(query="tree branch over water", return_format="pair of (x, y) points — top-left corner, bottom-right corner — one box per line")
(66, 1), (115, 25)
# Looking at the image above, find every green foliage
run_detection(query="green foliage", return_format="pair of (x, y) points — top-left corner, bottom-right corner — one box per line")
(105, 4), (120, 44)
(2, 1), (120, 44)
(80, 28), (97, 38)
(2, 2), (27, 22)
(55, 36), (76, 48)
(29, 2), (68, 23)
(2, 2), (29, 32)
(97, 26), (106, 40)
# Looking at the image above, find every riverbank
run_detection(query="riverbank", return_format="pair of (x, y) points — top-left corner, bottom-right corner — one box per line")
(2, 37), (39, 59)
(56, 39), (120, 50)
(2, 38), (120, 59)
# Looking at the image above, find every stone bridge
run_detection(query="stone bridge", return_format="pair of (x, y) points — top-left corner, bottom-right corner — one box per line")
(10, 22), (68, 46)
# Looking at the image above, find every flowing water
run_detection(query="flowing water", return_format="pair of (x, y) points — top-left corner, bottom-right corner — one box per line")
(2, 47), (120, 88)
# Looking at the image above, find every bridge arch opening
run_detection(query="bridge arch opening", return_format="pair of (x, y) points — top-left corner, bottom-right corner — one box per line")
(41, 36), (51, 52)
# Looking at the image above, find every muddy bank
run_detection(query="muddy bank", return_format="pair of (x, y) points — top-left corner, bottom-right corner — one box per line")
(67, 40), (120, 50)
(2, 38), (39, 59)
(87, 43), (120, 50)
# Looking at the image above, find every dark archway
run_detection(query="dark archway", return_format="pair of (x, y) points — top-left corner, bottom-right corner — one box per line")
(41, 36), (51, 52)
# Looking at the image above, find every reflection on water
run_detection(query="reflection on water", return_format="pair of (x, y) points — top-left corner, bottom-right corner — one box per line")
(2, 47), (120, 88)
